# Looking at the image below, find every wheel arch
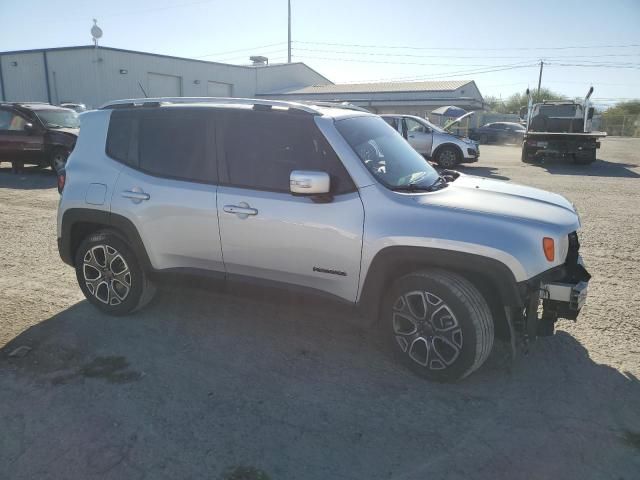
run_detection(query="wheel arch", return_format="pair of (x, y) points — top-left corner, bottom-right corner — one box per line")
(357, 246), (524, 321)
(59, 208), (152, 271)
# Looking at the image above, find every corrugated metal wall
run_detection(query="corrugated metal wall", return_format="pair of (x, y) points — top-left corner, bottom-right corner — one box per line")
(0, 47), (330, 108)
(0, 52), (49, 102)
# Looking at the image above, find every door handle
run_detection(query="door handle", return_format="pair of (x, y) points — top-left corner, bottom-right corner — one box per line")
(122, 190), (150, 201)
(223, 204), (258, 216)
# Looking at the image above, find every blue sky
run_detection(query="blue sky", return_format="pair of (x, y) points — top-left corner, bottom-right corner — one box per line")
(1, 0), (639, 107)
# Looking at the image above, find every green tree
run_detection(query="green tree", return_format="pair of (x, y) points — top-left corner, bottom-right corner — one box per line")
(485, 88), (566, 114)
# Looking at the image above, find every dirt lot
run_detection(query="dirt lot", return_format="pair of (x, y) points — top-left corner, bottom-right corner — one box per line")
(1, 138), (639, 480)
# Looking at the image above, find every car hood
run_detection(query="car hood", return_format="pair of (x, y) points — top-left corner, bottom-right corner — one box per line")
(443, 111), (474, 132)
(413, 174), (579, 229)
(52, 127), (79, 136)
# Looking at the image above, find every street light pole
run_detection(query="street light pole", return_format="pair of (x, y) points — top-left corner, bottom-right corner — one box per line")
(287, 0), (292, 63)
(537, 60), (544, 97)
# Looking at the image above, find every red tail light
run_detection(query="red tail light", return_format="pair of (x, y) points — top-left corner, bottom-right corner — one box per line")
(57, 172), (66, 194)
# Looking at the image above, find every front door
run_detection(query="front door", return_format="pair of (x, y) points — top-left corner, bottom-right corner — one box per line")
(216, 109), (364, 302)
(403, 117), (433, 155)
(109, 108), (224, 273)
(0, 108), (44, 164)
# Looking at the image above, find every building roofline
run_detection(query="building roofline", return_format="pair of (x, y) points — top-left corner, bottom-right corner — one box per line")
(0, 45), (327, 75)
(259, 80), (474, 96)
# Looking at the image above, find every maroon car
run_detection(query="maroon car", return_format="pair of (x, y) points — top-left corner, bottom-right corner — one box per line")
(0, 102), (79, 174)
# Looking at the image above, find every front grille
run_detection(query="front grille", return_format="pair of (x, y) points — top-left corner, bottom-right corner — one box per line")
(566, 231), (580, 265)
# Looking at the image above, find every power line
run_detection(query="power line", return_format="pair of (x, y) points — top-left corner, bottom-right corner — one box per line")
(194, 42), (287, 59)
(292, 46), (640, 60)
(293, 40), (640, 51)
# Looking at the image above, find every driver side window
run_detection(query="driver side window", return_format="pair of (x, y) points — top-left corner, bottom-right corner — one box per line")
(404, 118), (428, 134)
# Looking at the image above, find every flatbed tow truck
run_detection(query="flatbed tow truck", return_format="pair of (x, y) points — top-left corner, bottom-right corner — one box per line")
(521, 87), (607, 165)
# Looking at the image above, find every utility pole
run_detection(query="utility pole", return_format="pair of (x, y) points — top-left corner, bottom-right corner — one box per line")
(536, 60), (544, 98)
(287, 0), (292, 63)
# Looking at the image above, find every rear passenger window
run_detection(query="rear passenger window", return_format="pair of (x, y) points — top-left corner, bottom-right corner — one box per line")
(221, 110), (355, 194)
(106, 109), (216, 183)
(106, 111), (138, 167)
(139, 112), (213, 182)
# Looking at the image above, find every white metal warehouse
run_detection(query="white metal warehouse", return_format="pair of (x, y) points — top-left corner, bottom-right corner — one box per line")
(0, 45), (484, 117)
(259, 80), (485, 118)
(0, 46), (332, 108)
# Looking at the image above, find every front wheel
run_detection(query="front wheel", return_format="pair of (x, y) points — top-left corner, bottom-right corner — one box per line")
(383, 270), (494, 382)
(75, 231), (156, 315)
(436, 146), (460, 168)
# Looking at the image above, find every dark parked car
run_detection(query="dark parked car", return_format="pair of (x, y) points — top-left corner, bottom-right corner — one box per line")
(0, 102), (79, 174)
(469, 122), (525, 145)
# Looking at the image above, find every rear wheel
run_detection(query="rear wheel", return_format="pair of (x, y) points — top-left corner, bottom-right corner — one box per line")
(521, 145), (536, 163)
(49, 148), (69, 175)
(383, 269), (494, 382)
(436, 146), (460, 168)
(75, 231), (156, 315)
(573, 149), (596, 165)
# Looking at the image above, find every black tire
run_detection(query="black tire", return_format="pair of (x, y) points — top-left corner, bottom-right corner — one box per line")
(49, 148), (69, 175)
(382, 269), (494, 382)
(436, 146), (460, 168)
(521, 145), (535, 163)
(74, 230), (156, 315)
(573, 149), (596, 165)
(479, 134), (489, 145)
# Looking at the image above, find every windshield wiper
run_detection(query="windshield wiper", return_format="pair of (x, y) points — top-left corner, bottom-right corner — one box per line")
(393, 176), (448, 192)
(46, 123), (65, 128)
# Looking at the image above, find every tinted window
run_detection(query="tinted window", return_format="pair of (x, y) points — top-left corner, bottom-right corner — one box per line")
(221, 110), (354, 194)
(106, 111), (138, 167)
(489, 123), (503, 129)
(106, 109), (215, 183)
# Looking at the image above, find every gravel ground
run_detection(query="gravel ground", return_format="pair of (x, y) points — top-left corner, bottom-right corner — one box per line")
(1, 138), (639, 480)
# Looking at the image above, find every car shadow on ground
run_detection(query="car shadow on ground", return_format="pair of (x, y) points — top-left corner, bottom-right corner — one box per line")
(453, 164), (511, 181)
(530, 158), (640, 178)
(0, 165), (56, 190)
(2, 287), (639, 479)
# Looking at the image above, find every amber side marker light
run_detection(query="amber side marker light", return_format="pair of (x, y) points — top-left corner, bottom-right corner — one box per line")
(543, 237), (555, 261)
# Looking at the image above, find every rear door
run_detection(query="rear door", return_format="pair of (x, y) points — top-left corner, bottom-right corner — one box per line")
(216, 109), (364, 302)
(109, 108), (224, 273)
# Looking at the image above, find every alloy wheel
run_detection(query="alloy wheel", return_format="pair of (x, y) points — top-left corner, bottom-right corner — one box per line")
(439, 150), (457, 167)
(82, 245), (132, 305)
(392, 290), (463, 370)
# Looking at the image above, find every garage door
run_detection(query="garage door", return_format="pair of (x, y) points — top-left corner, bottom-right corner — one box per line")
(148, 73), (182, 97)
(207, 81), (232, 97)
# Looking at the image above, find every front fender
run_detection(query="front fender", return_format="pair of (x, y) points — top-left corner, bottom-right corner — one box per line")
(357, 245), (525, 319)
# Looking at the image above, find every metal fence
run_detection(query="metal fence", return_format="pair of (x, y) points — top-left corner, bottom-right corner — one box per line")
(598, 115), (640, 137)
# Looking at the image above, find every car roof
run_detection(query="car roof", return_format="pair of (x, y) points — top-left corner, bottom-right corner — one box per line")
(3, 102), (74, 112)
(100, 97), (374, 120)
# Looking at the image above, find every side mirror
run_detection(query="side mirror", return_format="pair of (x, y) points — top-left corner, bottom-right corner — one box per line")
(290, 170), (330, 195)
(24, 122), (35, 133)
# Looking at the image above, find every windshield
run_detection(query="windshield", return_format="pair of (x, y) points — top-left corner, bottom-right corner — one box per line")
(336, 116), (439, 190)
(34, 109), (79, 128)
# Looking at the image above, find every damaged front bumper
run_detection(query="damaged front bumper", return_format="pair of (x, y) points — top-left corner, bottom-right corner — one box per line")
(539, 256), (590, 321)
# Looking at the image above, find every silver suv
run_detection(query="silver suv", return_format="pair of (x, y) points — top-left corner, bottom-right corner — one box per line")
(381, 114), (479, 168)
(57, 97), (590, 382)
